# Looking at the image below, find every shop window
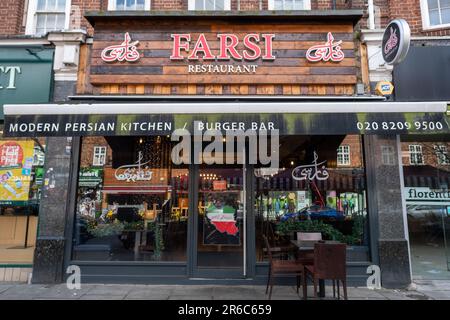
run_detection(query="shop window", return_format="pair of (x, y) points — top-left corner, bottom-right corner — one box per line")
(268, 0), (311, 10)
(401, 136), (450, 280)
(72, 136), (189, 262)
(421, 0), (450, 29)
(434, 145), (450, 165)
(255, 135), (368, 263)
(25, 0), (71, 36)
(0, 137), (45, 265)
(107, 0), (151, 11)
(409, 144), (424, 165)
(188, 0), (231, 10)
(337, 145), (351, 166)
(381, 145), (396, 166)
(93, 146), (107, 166)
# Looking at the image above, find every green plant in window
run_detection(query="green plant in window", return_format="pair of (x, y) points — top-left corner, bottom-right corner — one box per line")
(147, 221), (165, 259)
(87, 219), (125, 238)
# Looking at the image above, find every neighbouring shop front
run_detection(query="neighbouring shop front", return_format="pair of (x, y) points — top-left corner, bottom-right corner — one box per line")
(394, 43), (450, 280)
(0, 46), (53, 280)
(2, 11), (450, 287)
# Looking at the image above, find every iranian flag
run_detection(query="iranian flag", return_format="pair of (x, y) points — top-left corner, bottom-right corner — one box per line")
(206, 205), (239, 236)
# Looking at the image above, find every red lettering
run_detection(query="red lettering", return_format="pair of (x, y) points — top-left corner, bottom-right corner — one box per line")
(262, 34), (276, 60)
(243, 34), (261, 61)
(170, 34), (190, 60)
(188, 33), (215, 60)
(217, 34), (242, 60)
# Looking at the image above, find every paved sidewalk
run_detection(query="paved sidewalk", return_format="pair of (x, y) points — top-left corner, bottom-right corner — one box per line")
(0, 282), (445, 300)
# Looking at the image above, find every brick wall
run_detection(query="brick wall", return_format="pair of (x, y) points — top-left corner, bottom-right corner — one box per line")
(401, 142), (450, 167)
(0, 0), (25, 35)
(389, 0), (450, 36)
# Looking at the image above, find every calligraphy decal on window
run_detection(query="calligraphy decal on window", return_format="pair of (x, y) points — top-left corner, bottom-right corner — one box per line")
(292, 152), (329, 181)
(306, 32), (345, 62)
(114, 151), (152, 182)
(101, 32), (140, 63)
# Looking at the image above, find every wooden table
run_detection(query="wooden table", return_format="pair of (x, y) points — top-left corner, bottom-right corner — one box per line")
(290, 240), (340, 298)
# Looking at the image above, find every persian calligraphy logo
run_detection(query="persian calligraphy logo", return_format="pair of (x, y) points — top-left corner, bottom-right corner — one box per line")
(306, 32), (345, 62)
(101, 32), (140, 62)
(292, 152), (329, 181)
(114, 151), (153, 182)
(384, 27), (398, 56)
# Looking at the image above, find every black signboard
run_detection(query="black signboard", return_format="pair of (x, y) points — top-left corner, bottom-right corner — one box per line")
(3, 112), (449, 137)
(382, 19), (411, 65)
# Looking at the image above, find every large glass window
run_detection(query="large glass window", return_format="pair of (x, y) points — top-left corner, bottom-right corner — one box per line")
(425, 0), (450, 27)
(0, 136), (46, 265)
(189, 0), (231, 10)
(402, 136), (450, 279)
(255, 135), (368, 262)
(108, 0), (150, 10)
(35, 0), (68, 35)
(269, 0), (311, 10)
(72, 136), (189, 262)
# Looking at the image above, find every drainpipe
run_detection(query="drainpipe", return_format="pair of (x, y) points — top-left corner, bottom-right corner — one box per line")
(238, 0), (240, 11)
(368, 0), (376, 29)
(332, 0), (336, 9)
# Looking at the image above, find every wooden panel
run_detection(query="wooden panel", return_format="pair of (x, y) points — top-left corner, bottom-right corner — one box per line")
(85, 18), (360, 96)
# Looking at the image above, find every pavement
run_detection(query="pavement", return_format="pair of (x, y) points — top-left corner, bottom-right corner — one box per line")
(0, 281), (449, 300)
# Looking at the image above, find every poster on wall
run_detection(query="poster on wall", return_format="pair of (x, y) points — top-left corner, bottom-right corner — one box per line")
(203, 202), (240, 246)
(0, 140), (34, 203)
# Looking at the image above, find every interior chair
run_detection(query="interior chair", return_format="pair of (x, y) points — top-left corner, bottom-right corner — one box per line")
(304, 242), (347, 300)
(263, 235), (305, 300)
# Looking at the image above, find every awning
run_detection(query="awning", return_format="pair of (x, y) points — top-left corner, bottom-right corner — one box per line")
(3, 101), (449, 137)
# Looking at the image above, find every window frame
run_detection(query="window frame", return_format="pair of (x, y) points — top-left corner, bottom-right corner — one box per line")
(25, 0), (72, 36)
(381, 145), (396, 166)
(337, 145), (351, 166)
(268, 0), (311, 10)
(434, 144), (450, 165)
(93, 146), (107, 166)
(409, 144), (425, 165)
(107, 0), (151, 11)
(420, 0), (450, 30)
(188, 0), (231, 10)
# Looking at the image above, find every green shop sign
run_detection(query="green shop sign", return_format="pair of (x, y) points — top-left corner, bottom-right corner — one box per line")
(79, 168), (103, 187)
(0, 47), (54, 119)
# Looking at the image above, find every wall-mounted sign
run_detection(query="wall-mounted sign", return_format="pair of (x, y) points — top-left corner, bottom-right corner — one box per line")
(213, 180), (227, 191)
(101, 32), (140, 62)
(306, 32), (345, 62)
(292, 152), (329, 181)
(114, 151), (153, 182)
(78, 168), (103, 187)
(404, 187), (450, 205)
(0, 47), (53, 119)
(382, 19), (411, 65)
(375, 81), (394, 96)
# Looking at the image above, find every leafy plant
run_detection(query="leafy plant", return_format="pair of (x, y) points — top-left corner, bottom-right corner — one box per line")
(87, 220), (125, 238)
(147, 221), (165, 258)
(276, 218), (364, 246)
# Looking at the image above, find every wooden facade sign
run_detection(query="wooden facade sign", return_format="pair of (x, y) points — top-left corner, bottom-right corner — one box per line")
(80, 17), (358, 96)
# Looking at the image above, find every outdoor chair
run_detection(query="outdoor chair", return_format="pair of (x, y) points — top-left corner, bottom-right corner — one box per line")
(304, 242), (348, 300)
(263, 235), (305, 300)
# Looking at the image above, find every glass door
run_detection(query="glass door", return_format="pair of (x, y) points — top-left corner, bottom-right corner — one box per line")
(194, 165), (245, 277)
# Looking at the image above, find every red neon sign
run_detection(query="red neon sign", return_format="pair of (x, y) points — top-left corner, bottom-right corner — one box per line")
(101, 32), (140, 62)
(306, 32), (345, 62)
(170, 33), (276, 61)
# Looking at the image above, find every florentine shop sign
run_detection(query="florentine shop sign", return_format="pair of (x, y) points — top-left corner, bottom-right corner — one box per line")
(100, 32), (345, 73)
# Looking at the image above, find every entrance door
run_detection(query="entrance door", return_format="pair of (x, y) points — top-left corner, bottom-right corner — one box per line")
(193, 165), (246, 278)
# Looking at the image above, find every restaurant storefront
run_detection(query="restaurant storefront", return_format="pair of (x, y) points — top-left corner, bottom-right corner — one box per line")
(2, 11), (450, 287)
(0, 46), (53, 281)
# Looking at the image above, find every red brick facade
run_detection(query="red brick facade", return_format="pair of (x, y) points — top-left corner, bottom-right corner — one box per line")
(0, 0), (26, 35)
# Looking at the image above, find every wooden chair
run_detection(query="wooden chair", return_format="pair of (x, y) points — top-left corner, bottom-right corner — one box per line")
(304, 242), (348, 300)
(263, 235), (305, 300)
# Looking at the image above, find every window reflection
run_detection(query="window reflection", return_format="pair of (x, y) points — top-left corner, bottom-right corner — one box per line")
(255, 135), (368, 262)
(73, 136), (188, 262)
